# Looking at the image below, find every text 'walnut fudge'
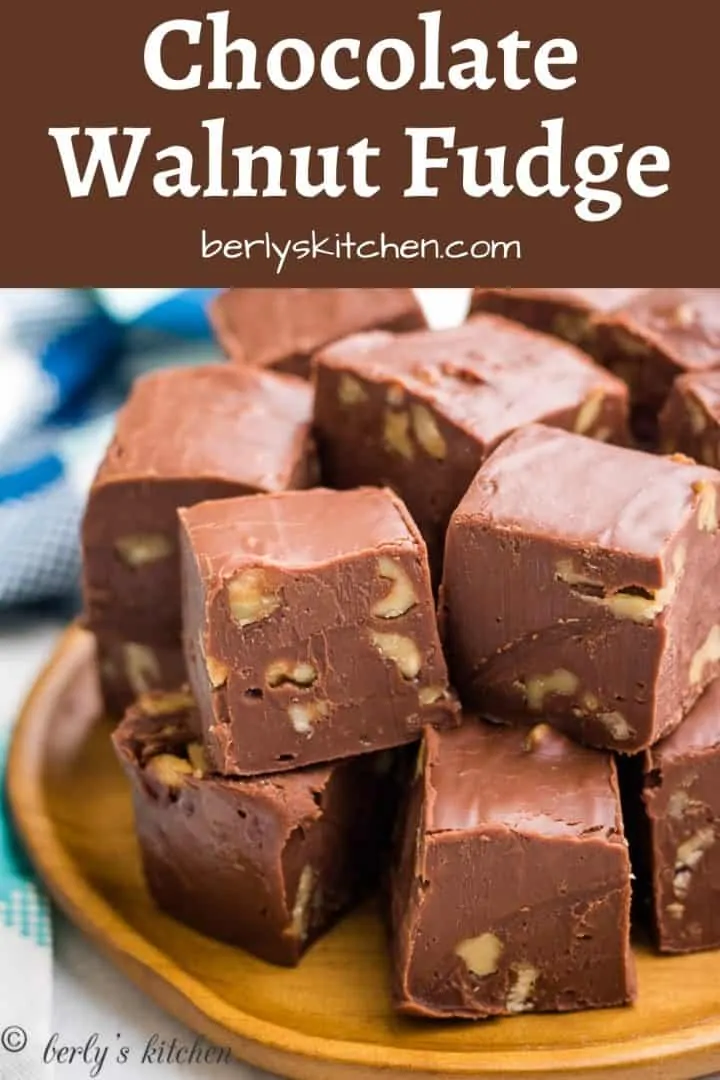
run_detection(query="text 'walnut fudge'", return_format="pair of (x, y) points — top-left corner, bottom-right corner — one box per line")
(113, 694), (400, 966)
(83, 363), (315, 645)
(660, 370), (720, 467)
(392, 721), (634, 1018)
(469, 287), (647, 352)
(594, 288), (720, 438)
(621, 679), (720, 954)
(441, 424), (720, 752)
(179, 487), (456, 775)
(210, 287), (426, 378)
(313, 315), (629, 572)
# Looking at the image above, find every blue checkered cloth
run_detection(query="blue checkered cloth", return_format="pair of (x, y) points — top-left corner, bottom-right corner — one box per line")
(0, 289), (221, 1079)
(0, 288), (221, 607)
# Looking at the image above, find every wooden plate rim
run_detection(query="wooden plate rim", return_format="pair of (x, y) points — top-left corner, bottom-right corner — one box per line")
(7, 624), (720, 1078)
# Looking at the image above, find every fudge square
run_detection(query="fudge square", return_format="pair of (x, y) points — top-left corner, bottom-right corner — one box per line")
(593, 288), (720, 430)
(95, 630), (187, 718)
(441, 424), (720, 752)
(391, 720), (634, 1018)
(179, 487), (456, 776)
(209, 287), (426, 377)
(113, 693), (400, 966)
(82, 362), (316, 644)
(660, 370), (720, 468)
(621, 678), (720, 954)
(313, 315), (629, 572)
(469, 288), (647, 352)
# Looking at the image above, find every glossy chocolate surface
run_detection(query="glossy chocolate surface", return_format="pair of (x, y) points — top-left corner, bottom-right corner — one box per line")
(391, 719), (634, 1018)
(313, 315), (628, 573)
(82, 363), (315, 643)
(113, 695), (401, 966)
(210, 287), (426, 377)
(179, 487), (456, 775)
(441, 424), (720, 751)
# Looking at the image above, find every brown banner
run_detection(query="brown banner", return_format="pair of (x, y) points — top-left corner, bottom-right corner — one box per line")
(2, 0), (717, 284)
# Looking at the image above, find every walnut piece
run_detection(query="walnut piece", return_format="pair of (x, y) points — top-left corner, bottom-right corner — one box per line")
(573, 389), (605, 435)
(115, 532), (173, 568)
(674, 827), (715, 899)
(370, 631), (421, 679)
(206, 655), (229, 688)
(371, 556), (417, 619)
(523, 723), (553, 751)
(506, 962), (538, 1014)
(266, 660), (318, 688)
(668, 789), (703, 820)
(518, 669), (578, 711)
(187, 742), (208, 776)
(138, 689), (194, 716)
(418, 684), (447, 706)
(598, 710), (633, 742)
(124, 643), (160, 696)
(337, 373), (368, 406)
(555, 546), (686, 623)
(227, 568), (281, 627)
(690, 625), (720, 685)
(410, 404), (447, 460)
(290, 864), (316, 942)
(146, 753), (194, 788)
(288, 699), (329, 735)
(553, 311), (588, 344)
(454, 932), (503, 978)
(383, 410), (414, 460)
(685, 394), (707, 434)
(693, 480), (718, 533)
(670, 302), (695, 329)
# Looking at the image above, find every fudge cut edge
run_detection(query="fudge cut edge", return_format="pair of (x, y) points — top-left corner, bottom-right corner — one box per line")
(179, 486), (457, 774)
(392, 721), (634, 1018)
(440, 424), (720, 750)
(113, 692), (399, 965)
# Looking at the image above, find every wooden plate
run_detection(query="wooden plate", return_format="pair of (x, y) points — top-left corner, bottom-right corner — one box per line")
(7, 625), (720, 1080)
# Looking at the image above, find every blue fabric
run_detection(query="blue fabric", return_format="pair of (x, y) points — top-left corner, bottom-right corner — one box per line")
(0, 288), (221, 607)
(0, 290), (221, 1076)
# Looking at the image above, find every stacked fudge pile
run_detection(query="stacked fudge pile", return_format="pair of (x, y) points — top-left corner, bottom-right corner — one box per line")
(81, 286), (720, 1022)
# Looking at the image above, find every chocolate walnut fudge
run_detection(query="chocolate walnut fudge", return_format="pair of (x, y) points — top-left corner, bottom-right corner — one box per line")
(82, 364), (316, 715)
(95, 634), (188, 719)
(210, 287), (426, 377)
(621, 678), (720, 954)
(594, 288), (720, 442)
(659, 369), (720, 467)
(469, 288), (647, 352)
(392, 720), (635, 1018)
(313, 315), (629, 573)
(83, 363), (316, 644)
(179, 486), (457, 775)
(114, 693), (401, 966)
(441, 424), (720, 752)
